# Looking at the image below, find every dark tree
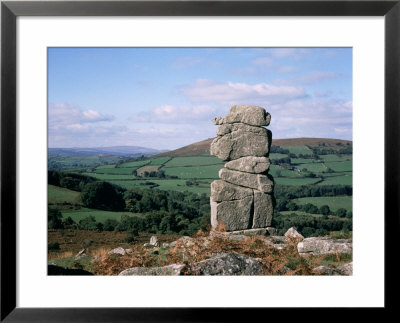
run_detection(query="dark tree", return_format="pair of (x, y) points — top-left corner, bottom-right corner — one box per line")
(81, 181), (125, 211)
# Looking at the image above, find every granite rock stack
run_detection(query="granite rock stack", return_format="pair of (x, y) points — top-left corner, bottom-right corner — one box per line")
(210, 105), (274, 232)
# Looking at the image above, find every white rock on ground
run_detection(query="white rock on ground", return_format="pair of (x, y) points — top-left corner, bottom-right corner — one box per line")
(297, 237), (352, 256)
(284, 227), (304, 241)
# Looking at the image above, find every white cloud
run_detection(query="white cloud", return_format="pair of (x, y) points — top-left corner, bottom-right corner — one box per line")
(269, 98), (352, 140)
(130, 104), (218, 124)
(179, 79), (306, 105)
(49, 103), (113, 130)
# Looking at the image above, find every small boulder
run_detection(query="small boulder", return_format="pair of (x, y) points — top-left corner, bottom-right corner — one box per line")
(337, 262), (353, 275)
(108, 247), (126, 256)
(149, 236), (160, 247)
(284, 227), (304, 241)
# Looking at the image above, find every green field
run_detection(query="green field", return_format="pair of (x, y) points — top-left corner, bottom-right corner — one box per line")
(290, 158), (315, 164)
(164, 164), (221, 179)
(95, 164), (117, 170)
(269, 153), (289, 159)
(62, 207), (142, 223)
(148, 157), (171, 165)
(81, 173), (133, 180)
(93, 167), (136, 175)
(321, 154), (352, 162)
(269, 165), (302, 178)
(274, 177), (321, 186)
(48, 185), (81, 204)
(48, 154), (121, 170)
(293, 196), (352, 212)
(285, 145), (313, 155)
(117, 160), (150, 168)
(107, 178), (212, 195)
(299, 162), (327, 173)
(318, 174), (352, 186)
(324, 160), (352, 172)
(49, 143), (353, 218)
(164, 156), (223, 167)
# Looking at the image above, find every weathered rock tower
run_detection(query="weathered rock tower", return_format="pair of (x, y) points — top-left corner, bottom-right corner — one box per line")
(210, 105), (274, 233)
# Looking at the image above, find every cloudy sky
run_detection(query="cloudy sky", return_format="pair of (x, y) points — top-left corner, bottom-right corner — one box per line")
(48, 47), (352, 150)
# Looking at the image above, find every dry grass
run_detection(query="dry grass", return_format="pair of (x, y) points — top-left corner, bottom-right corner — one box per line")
(48, 250), (73, 260)
(91, 231), (336, 276)
(49, 228), (351, 276)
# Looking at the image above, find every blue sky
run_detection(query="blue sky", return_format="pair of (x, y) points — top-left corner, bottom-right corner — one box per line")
(48, 47), (352, 150)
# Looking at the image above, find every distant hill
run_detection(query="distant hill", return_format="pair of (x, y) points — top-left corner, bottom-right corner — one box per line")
(155, 137), (352, 157)
(49, 146), (166, 157)
(272, 137), (352, 147)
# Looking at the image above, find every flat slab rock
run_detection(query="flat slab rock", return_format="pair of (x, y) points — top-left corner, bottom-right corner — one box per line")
(211, 179), (253, 202)
(219, 168), (274, 193)
(189, 253), (265, 276)
(225, 156), (270, 174)
(312, 262), (353, 276)
(119, 264), (185, 276)
(210, 123), (271, 161)
(298, 237), (352, 256)
(212, 105), (271, 127)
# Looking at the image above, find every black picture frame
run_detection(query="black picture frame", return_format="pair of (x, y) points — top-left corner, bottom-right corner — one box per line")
(1, 0), (398, 321)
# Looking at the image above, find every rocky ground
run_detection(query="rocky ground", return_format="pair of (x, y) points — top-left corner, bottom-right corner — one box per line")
(49, 227), (352, 276)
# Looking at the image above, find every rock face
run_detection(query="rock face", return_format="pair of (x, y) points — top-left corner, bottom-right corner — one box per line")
(297, 237), (352, 256)
(189, 253), (265, 276)
(210, 105), (274, 232)
(211, 123), (271, 161)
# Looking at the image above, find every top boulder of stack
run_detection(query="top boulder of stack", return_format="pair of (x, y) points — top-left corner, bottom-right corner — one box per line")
(212, 105), (271, 127)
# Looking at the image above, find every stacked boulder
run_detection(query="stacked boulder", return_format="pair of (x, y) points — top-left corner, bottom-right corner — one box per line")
(210, 105), (274, 233)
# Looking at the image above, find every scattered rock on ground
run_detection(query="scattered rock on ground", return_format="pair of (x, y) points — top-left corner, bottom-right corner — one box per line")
(297, 237), (352, 256)
(74, 249), (88, 261)
(337, 262), (353, 275)
(284, 227), (304, 241)
(119, 264), (185, 276)
(150, 235), (160, 247)
(189, 252), (265, 275)
(108, 247), (126, 256)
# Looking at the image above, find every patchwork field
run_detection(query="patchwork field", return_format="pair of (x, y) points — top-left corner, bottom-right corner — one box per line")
(293, 196), (352, 212)
(48, 185), (81, 205)
(49, 140), (353, 226)
(62, 207), (143, 223)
